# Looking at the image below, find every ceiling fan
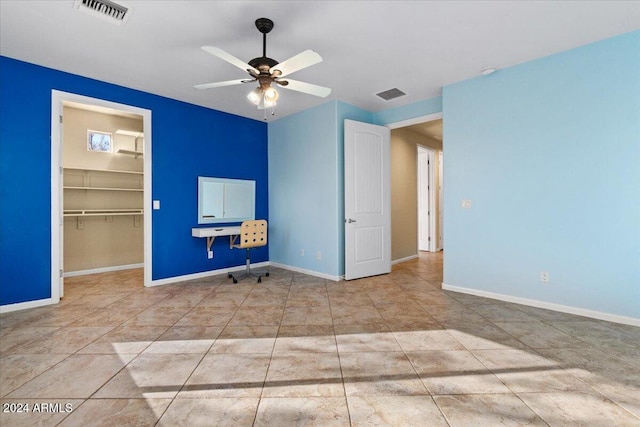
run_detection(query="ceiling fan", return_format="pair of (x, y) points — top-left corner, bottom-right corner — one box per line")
(195, 18), (331, 111)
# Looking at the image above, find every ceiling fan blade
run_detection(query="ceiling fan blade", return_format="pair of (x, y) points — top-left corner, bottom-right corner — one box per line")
(271, 50), (322, 78)
(194, 79), (250, 90)
(278, 79), (331, 98)
(201, 46), (258, 74)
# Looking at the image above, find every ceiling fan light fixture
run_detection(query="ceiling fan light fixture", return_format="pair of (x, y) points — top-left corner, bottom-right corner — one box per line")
(247, 87), (262, 105)
(264, 86), (278, 102)
(264, 98), (277, 109)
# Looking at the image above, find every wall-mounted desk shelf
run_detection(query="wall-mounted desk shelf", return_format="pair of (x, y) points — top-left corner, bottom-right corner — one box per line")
(192, 226), (241, 253)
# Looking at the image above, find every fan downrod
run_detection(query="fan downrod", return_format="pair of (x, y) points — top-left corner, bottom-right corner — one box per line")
(250, 18), (278, 71)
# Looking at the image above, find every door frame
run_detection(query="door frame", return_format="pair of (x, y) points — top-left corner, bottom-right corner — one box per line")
(51, 90), (152, 301)
(438, 150), (444, 250)
(417, 145), (436, 252)
(387, 112), (443, 257)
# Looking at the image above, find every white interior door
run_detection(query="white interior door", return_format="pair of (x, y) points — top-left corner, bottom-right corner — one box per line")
(418, 148), (429, 251)
(344, 119), (391, 280)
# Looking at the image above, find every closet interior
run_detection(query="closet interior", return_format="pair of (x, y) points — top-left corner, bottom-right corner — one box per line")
(62, 104), (144, 275)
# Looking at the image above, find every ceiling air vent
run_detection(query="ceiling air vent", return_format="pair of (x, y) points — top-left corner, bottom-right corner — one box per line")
(375, 88), (406, 101)
(73, 0), (131, 26)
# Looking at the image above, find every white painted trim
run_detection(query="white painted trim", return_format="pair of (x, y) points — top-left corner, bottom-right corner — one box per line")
(0, 298), (57, 314)
(437, 151), (444, 251)
(142, 110), (152, 288)
(51, 91), (153, 304)
(147, 262), (270, 287)
(51, 94), (62, 304)
(442, 283), (640, 327)
(392, 254), (419, 265)
(269, 262), (342, 282)
(386, 112), (443, 130)
(64, 263), (144, 278)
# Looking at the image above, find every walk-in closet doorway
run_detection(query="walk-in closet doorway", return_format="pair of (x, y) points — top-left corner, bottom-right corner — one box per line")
(51, 91), (152, 299)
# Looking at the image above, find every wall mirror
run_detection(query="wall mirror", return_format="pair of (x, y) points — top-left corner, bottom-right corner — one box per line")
(198, 176), (255, 224)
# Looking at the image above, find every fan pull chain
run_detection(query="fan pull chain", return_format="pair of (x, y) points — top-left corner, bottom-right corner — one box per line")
(263, 107), (276, 121)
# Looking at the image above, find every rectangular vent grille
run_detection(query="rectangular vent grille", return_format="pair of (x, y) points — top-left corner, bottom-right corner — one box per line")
(375, 88), (407, 101)
(74, 0), (130, 25)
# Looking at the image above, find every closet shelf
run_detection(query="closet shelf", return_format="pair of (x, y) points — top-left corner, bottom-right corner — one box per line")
(64, 209), (144, 217)
(64, 167), (143, 175)
(64, 186), (143, 192)
(117, 149), (143, 158)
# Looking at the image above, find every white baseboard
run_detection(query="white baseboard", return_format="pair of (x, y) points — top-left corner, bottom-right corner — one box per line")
(64, 263), (144, 278)
(269, 262), (342, 282)
(392, 254), (419, 265)
(442, 283), (640, 327)
(0, 297), (59, 314)
(147, 262), (270, 287)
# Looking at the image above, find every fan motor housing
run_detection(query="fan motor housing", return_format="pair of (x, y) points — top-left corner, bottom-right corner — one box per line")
(249, 56), (279, 71)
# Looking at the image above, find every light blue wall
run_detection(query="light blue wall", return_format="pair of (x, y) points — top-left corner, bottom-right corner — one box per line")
(442, 31), (640, 318)
(268, 101), (372, 277)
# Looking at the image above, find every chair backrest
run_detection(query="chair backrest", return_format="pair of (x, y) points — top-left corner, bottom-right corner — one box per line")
(239, 219), (267, 248)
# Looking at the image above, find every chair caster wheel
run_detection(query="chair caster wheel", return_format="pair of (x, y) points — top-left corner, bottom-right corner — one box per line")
(265, 272), (270, 277)
(233, 278), (238, 284)
(228, 273), (232, 278)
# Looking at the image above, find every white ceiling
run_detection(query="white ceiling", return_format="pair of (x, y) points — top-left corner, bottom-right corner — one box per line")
(2, 1), (639, 121)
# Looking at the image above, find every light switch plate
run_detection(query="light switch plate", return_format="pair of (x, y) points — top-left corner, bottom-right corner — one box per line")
(153, 200), (160, 210)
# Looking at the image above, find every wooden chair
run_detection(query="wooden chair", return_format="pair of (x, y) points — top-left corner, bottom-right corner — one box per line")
(228, 219), (269, 283)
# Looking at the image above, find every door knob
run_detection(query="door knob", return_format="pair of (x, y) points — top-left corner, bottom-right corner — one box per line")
(347, 218), (357, 223)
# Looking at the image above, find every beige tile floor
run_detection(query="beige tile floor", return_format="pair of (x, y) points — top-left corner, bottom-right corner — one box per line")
(1, 252), (639, 426)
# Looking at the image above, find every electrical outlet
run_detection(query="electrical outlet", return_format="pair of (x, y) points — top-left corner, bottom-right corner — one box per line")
(540, 271), (549, 283)
(299, 249), (304, 257)
(316, 251), (321, 261)
(208, 250), (213, 259)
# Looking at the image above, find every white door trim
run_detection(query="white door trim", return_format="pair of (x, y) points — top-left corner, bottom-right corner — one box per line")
(386, 112), (443, 130)
(51, 90), (153, 301)
(438, 151), (444, 250)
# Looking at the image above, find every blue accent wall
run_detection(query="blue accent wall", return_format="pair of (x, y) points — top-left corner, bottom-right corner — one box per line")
(0, 56), (268, 306)
(442, 31), (640, 318)
(268, 101), (372, 277)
